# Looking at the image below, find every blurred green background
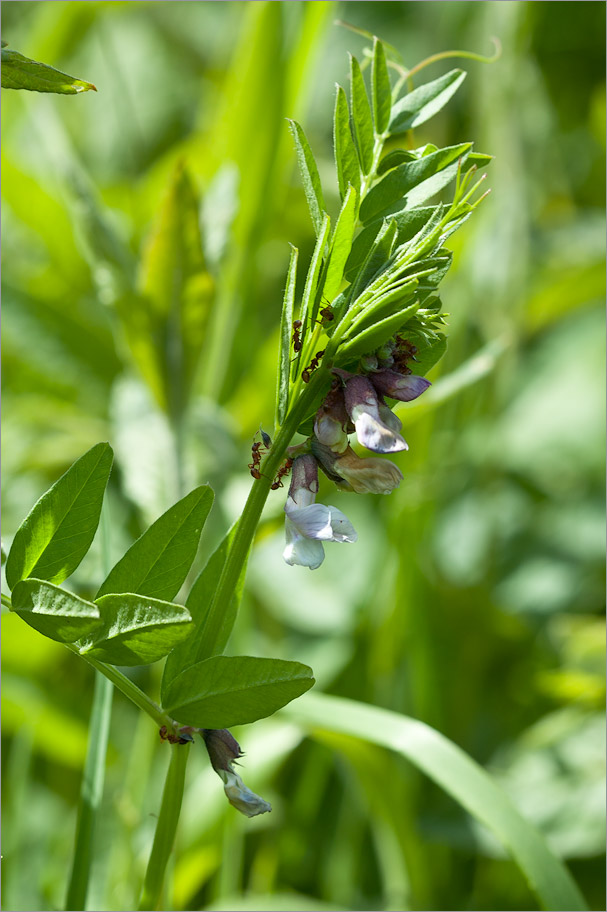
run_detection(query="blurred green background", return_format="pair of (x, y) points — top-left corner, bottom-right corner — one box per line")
(1, 2), (605, 911)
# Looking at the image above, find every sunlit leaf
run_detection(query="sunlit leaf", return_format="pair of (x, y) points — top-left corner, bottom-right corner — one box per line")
(96, 485), (214, 601)
(1, 46), (97, 94)
(77, 593), (192, 666)
(360, 143), (472, 223)
(276, 245), (298, 426)
(162, 655), (315, 728)
(371, 38), (391, 134)
(287, 120), (325, 236)
(389, 69), (467, 134)
(349, 55), (374, 174)
(293, 213), (331, 378)
(322, 186), (358, 305)
(333, 86), (360, 200)
(6, 442), (113, 589)
(11, 579), (101, 643)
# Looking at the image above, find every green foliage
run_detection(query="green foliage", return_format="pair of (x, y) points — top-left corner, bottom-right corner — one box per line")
(6, 443), (113, 589)
(1, 45), (96, 94)
(96, 485), (214, 600)
(161, 655), (315, 729)
(389, 69), (467, 134)
(11, 579), (101, 643)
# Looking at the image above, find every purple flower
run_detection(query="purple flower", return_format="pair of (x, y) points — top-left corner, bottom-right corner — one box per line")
(342, 374), (408, 454)
(202, 729), (271, 817)
(369, 370), (431, 402)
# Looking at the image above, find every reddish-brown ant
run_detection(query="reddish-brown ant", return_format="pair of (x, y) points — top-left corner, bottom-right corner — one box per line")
(393, 336), (418, 374)
(292, 319), (303, 353)
(271, 457), (294, 490)
(248, 429), (271, 479)
(317, 303), (334, 325)
(302, 349), (325, 383)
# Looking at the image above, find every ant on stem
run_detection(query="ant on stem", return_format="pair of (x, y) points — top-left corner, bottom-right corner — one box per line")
(271, 457), (294, 490)
(248, 429), (271, 480)
(292, 320), (302, 353)
(302, 349), (325, 383)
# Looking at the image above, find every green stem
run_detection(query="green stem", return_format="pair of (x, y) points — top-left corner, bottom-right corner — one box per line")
(65, 672), (113, 912)
(199, 368), (328, 654)
(65, 502), (114, 912)
(138, 743), (190, 911)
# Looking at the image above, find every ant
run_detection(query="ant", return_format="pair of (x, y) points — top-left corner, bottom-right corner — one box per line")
(302, 349), (325, 383)
(248, 429), (271, 479)
(271, 457), (294, 490)
(317, 302), (334, 325)
(292, 319), (303, 353)
(393, 336), (418, 374)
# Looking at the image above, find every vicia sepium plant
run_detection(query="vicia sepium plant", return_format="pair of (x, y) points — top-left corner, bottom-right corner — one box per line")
(2, 37), (490, 909)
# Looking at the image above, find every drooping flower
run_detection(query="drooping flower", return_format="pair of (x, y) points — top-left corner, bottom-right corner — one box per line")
(341, 374), (408, 454)
(369, 370), (431, 402)
(332, 445), (403, 494)
(313, 385), (350, 455)
(202, 729), (271, 818)
(283, 454), (357, 569)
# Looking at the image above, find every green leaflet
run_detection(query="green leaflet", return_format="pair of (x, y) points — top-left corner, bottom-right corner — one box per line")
(345, 287), (420, 339)
(161, 520), (249, 694)
(338, 301), (422, 363)
(350, 54), (374, 175)
(77, 593), (192, 666)
(360, 143), (472, 223)
(161, 655), (315, 729)
(292, 214), (331, 379)
(6, 443), (113, 590)
(287, 120), (325, 236)
(389, 69), (467, 135)
(1, 46), (96, 94)
(333, 86), (360, 201)
(10, 579), (101, 644)
(371, 38), (391, 134)
(349, 218), (398, 302)
(345, 206), (437, 282)
(138, 162), (214, 418)
(276, 245), (298, 426)
(322, 186), (358, 305)
(397, 328), (448, 376)
(285, 693), (589, 912)
(96, 485), (214, 601)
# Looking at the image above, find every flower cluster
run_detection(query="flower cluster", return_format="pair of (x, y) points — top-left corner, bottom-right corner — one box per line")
(283, 337), (431, 569)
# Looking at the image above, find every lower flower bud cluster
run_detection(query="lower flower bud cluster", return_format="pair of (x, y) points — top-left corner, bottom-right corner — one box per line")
(283, 339), (431, 569)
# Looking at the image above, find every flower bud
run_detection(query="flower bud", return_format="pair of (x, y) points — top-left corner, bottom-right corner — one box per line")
(370, 370), (431, 402)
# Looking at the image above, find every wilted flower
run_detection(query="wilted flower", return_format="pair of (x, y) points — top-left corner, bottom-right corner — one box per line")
(283, 454), (357, 569)
(202, 728), (271, 818)
(313, 385), (350, 454)
(332, 446), (403, 494)
(369, 370), (431, 402)
(342, 374), (408, 454)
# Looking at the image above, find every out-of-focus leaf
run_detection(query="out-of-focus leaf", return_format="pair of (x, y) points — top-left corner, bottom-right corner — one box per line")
(11, 579), (101, 643)
(6, 442), (113, 589)
(161, 655), (315, 728)
(322, 186), (358, 305)
(285, 693), (589, 912)
(287, 120), (325, 236)
(138, 162), (214, 417)
(77, 593), (192, 666)
(350, 55), (374, 175)
(96, 485), (214, 601)
(162, 521), (248, 693)
(371, 38), (391, 134)
(333, 86), (360, 200)
(360, 143), (472, 223)
(389, 69), (466, 134)
(1, 46), (96, 94)
(276, 245), (298, 426)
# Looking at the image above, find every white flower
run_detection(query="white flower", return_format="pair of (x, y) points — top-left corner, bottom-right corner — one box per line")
(218, 768), (272, 818)
(283, 455), (357, 569)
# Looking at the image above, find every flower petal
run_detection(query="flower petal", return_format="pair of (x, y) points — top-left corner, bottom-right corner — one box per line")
(327, 506), (358, 542)
(219, 769), (272, 818)
(333, 447), (403, 494)
(286, 503), (334, 540)
(353, 411), (408, 454)
(370, 370), (431, 402)
(283, 518), (326, 568)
